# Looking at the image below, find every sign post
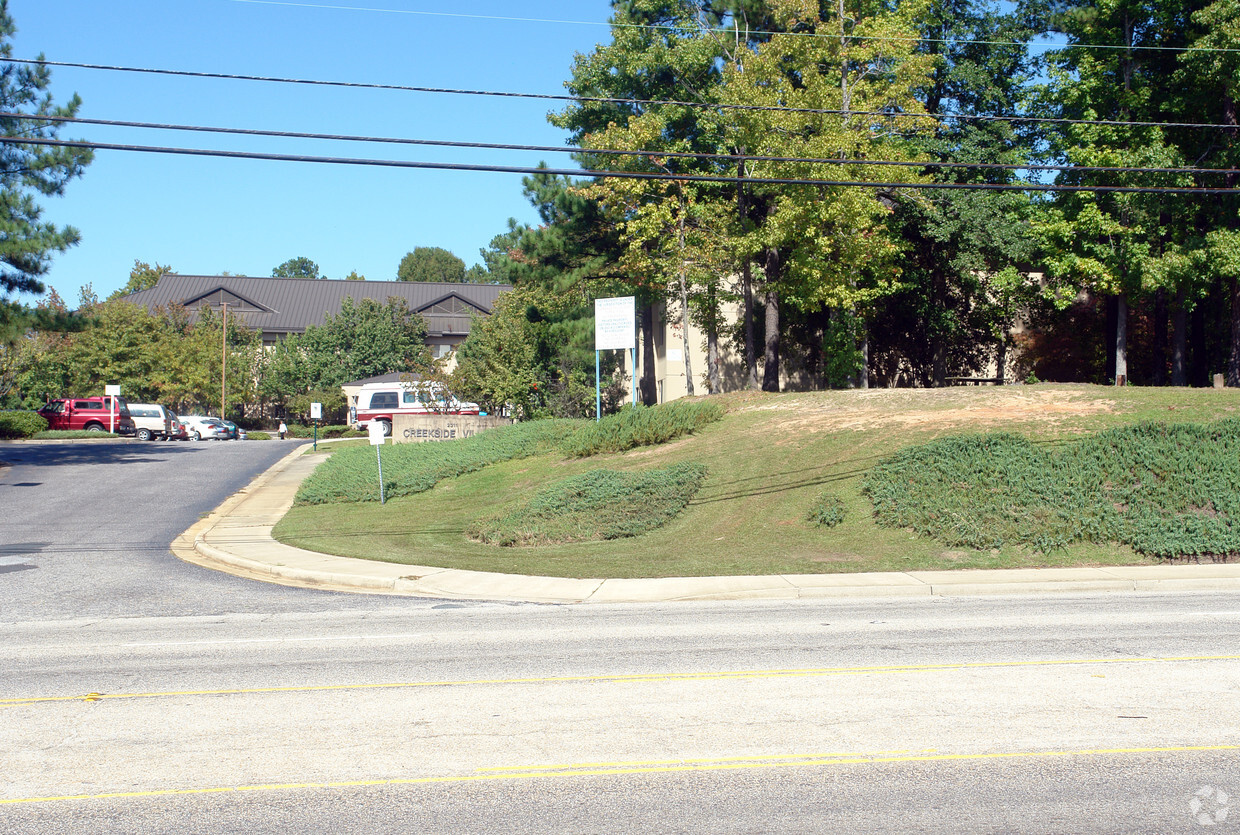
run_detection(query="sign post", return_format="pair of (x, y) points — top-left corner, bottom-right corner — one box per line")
(594, 296), (636, 421)
(104, 384), (120, 434)
(310, 402), (322, 452)
(368, 419), (387, 505)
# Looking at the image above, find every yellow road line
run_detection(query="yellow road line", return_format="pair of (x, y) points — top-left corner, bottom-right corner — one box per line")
(3, 745), (1236, 806)
(3, 654), (1239, 706)
(473, 750), (921, 771)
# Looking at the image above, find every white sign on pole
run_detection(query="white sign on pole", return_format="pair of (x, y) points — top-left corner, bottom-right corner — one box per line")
(594, 296), (636, 350)
(368, 420), (386, 446)
(310, 402), (323, 421)
(104, 384), (120, 433)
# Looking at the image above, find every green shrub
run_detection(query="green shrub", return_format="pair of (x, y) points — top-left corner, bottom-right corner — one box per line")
(247, 431), (272, 441)
(0, 411), (48, 439)
(286, 423), (357, 438)
(561, 400), (725, 458)
(862, 420), (1240, 560)
(807, 493), (846, 528)
(295, 418), (579, 505)
(469, 463), (709, 546)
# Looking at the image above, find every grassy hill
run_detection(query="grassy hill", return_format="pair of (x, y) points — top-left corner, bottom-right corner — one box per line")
(273, 384), (1240, 578)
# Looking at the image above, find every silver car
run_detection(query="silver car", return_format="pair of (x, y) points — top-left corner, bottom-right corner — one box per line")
(179, 415), (231, 441)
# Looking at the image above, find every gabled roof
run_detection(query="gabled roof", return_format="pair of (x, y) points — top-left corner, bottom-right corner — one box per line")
(342, 371), (420, 387)
(120, 274), (510, 337)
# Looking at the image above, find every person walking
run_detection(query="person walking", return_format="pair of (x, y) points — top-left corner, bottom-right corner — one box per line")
(278, 420), (287, 441)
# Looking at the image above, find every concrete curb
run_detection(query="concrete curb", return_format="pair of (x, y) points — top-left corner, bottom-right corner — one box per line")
(172, 443), (1240, 603)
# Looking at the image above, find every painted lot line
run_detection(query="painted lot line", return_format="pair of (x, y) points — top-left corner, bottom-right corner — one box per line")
(3, 654), (1239, 706)
(3, 746), (1237, 806)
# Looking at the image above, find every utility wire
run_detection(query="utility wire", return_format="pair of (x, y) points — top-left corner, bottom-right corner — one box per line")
(14, 112), (1238, 178)
(5, 57), (1237, 131)
(219, 0), (1240, 55)
(3, 135), (1235, 195)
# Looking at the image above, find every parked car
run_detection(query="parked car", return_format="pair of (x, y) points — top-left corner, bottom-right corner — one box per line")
(178, 415), (231, 441)
(350, 381), (480, 437)
(167, 414), (190, 441)
(127, 403), (176, 441)
(37, 396), (137, 436)
(221, 420), (247, 440)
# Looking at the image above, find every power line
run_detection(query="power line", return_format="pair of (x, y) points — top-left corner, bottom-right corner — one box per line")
(4, 135), (1235, 195)
(14, 112), (1239, 178)
(5, 57), (1237, 131)
(219, 0), (1240, 55)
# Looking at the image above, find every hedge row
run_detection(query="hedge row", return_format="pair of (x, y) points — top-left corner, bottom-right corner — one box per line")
(468, 463), (709, 546)
(561, 400), (724, 458)
(0, 411), (48, 439)
(862, 420), (1240, 560)
(294, 419), (579, 505)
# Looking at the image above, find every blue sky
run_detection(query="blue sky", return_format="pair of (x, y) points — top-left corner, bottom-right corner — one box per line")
(10, 0), (617, 301)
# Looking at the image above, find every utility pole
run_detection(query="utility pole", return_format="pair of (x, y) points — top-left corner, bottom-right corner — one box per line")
(221, 302), (228, 418)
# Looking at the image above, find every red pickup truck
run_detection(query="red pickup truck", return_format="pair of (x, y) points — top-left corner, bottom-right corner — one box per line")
(38, 396), (137, 435)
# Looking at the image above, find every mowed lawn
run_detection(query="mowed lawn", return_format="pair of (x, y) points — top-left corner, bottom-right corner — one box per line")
(273, 384), (1240, 578)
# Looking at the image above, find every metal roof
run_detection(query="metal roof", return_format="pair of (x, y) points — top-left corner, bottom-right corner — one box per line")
(120, 274), (510, 337)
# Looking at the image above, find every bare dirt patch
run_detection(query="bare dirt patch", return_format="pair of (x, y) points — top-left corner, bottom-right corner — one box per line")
(743, 388), (1116, 434)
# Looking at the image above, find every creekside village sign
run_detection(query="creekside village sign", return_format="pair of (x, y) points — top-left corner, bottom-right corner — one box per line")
(392, 413), (513, 444)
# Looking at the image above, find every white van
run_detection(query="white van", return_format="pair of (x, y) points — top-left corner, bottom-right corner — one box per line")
(126, 403), (175, 441)
(350, 381), (479, 436)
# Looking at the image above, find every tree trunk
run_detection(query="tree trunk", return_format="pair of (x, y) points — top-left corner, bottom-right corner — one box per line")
(932, 341), (947, 387)
(762, 249), (781, 392)
(676, 209), (694, 398)
(738, 155), (759, 391)
(763, 287), (780, 393)
(1151, 288), (1167, 386)
(1115, 295), (1128, 386)
(1105, 295), (1118, 384)
(1229, 279), (1240, 388)
(707, 282), (721, 395)
(858, 317), (869, 389)
(1171, 289), (1187, 386)
(640, 302), (657, 405)
(1191, 300), (1208, 387)
(808, 307), (827, 390)
(742, 262), (758, 389)
(996, 340), (1007, 385)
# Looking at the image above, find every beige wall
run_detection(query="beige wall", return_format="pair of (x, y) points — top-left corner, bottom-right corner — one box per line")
(391, 413), (513, 443)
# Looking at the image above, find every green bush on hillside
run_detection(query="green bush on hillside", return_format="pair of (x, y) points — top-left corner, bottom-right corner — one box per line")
(807, 493), (846, 528)
(0, 411), (47, 439)
(295, 418), (579, 505)
(562, 400), (724, 458)
(862, 420), (1240, 560)
(468, 463), (709, 546)
(286, 423), (363, 439)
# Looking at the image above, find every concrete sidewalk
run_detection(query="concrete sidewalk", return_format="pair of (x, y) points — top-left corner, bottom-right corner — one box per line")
(173, 443), (1240, 603)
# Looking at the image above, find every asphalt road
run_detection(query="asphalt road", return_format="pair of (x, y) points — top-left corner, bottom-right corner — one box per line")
(0, 438), (414, 620)
(2, 440), (1238, 833)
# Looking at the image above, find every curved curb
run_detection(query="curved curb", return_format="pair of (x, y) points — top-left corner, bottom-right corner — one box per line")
(172, 443), (1240, 603)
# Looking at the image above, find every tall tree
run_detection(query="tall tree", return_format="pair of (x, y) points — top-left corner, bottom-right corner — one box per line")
(551, 0), (728, 403)
(0, 0), (92, 343)
(271, 257), (322, 279)
(1033, 0), (1240, 386)
(876, 0), (1042, 386)
(258, 297), (431, 409)
(397, 247), (466, 283)
(716, 0), (936, 390)
(109, 259), (172, 300)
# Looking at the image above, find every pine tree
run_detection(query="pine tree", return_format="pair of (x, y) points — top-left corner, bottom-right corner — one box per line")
(0, 0), (92, 342)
